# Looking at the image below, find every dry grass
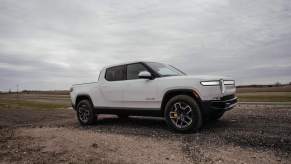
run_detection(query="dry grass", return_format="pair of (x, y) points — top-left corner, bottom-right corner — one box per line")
(0, 99), (68, 110)
(0, 93), (70, 110)
(237, 86), (291, 102)
(237, 92), (291, 102)
(237, 85), (291, 93)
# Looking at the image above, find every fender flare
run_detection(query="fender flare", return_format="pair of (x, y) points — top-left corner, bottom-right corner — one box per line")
(75, 94), (94, 108)
(160, 89), (202, 113)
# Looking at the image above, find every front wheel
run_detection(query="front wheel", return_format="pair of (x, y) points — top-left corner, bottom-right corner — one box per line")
(164, 95), (202, 133)
(76, 99), (97, 125)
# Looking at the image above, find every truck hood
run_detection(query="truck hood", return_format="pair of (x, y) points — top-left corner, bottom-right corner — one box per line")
(161, 75), (232, 81)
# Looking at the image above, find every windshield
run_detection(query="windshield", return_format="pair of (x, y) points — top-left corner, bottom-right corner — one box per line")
(146, 62), (186, 77)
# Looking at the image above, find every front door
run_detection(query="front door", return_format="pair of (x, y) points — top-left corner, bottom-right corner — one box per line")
(122, 63), (158, 109)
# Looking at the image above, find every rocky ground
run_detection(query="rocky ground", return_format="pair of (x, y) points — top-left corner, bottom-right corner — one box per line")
(0, 100), (291, 163)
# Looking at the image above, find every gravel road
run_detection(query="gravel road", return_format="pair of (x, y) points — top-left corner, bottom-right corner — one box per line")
(0, 104), (291, 164)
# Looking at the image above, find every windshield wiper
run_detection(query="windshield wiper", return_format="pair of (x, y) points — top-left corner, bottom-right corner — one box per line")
(161, 75), (177, 77)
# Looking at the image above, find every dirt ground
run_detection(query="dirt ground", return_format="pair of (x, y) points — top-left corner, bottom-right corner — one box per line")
(0, 95), (291, 163)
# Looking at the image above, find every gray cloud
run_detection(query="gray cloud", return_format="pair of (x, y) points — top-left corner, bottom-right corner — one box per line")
(0, 0), (291, 90)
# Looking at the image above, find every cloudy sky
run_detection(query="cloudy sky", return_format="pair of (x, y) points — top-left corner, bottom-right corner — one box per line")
(0, 0), (291, 91)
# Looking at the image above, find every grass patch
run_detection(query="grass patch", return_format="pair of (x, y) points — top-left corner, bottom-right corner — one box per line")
(0, 99), (68, 110)
(237, 92), (291, 102)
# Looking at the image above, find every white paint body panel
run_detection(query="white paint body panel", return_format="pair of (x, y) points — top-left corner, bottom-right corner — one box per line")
(70, 62), (236, 110)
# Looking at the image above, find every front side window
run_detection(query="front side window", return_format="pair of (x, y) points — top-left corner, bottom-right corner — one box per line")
(105, 65), (126, 81)
(126, 63), (148, 80)
(146, 62), (186, 77)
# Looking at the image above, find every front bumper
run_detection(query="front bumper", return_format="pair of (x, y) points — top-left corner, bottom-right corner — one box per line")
(201, 95), (238, 115)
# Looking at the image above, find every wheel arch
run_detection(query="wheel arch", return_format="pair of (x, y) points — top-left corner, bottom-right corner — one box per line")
(75, 94), (94, 108)
(160, 89), (202, 114)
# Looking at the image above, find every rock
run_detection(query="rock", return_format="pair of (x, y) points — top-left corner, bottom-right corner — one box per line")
(92, 143), (98, 148)
(280, 138), (285, 143)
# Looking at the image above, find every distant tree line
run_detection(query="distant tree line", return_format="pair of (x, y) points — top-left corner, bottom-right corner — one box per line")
(0, 90), (69, 95)
(237, 82), (291, 88)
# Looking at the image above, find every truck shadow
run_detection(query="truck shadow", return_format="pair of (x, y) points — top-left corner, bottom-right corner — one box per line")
(95, 115), (234, 130)
(95, 115), (168, 130)
(91, 114), (236, 135)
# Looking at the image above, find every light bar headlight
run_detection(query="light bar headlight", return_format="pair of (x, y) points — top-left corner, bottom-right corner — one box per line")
(200, 81), (220, 86)
(223, 80), (235, 85)
(200, 80), (235, 86)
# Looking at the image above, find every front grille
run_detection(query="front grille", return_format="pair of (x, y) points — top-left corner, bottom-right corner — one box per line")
(220, 94), (235, 101)
(212, 101), (227, 108)
(212, 97), (237, 109)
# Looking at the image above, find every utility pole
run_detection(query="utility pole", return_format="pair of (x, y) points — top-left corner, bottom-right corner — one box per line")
(16, 84), (19, 100)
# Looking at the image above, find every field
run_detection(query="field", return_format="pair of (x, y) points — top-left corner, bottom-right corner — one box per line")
(0, 87), (291, 163)
(237, 85), (291, 102)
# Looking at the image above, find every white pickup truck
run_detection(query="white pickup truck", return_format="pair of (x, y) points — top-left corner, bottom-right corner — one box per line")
(70, 61), (237, 132)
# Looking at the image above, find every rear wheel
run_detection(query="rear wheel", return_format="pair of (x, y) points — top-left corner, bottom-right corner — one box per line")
(76, 99), (97, 125)
(164, 95), (202, 133)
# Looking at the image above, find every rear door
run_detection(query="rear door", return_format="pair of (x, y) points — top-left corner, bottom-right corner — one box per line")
(100, 65), (126, 106)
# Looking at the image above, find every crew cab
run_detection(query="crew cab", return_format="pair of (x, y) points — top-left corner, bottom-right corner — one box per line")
(70, 61), (237, 132)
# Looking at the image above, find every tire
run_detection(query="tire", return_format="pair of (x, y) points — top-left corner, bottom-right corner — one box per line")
(209, 112), (224, 121)
(164, 95), (202, 133)
(76, 99), (97, 125)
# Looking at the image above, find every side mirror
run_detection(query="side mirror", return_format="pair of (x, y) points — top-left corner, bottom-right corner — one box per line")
(138, 71), (153, 79)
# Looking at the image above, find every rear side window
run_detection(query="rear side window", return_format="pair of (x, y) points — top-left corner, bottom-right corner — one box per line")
(127, 63), (148, 80)
(105, 65), (126, 81)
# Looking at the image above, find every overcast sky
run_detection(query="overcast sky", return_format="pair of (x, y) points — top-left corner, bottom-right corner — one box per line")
(0, 0), (291, 91)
